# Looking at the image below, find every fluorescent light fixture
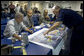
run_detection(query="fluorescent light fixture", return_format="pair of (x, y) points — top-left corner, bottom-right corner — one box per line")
(45, 1), (50, 2)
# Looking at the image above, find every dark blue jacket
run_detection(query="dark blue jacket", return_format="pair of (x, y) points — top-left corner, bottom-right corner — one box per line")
(56, 9), (83, 29)
(2, 12), (10, 18)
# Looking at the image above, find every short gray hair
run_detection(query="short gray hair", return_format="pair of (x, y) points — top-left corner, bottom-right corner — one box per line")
(52, 5), (62, 10)
(15, 12), (23, 19)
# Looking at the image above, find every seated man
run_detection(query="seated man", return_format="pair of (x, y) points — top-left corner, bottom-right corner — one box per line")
(23, 9), (34, 28)
(3, 12), (33, 41)
(40, 9), (51, 24)
(32, 7), (42, 26)
(32, 14), (41, 26)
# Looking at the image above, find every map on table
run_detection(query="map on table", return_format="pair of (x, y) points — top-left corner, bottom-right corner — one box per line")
(28, 28), (64, 49)
(8, 24), (67, 49)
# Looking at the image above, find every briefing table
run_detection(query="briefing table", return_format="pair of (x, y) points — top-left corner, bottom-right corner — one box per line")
(1, 23), (68, 55)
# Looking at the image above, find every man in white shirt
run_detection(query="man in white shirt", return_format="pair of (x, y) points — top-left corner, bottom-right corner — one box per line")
(15, 4), (20, 13)
(3, 12), (33, 41)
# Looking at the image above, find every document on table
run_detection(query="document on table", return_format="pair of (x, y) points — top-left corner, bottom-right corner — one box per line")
(34, 23), (51, 29)
(28, 28), (49, 42)
(34, 26), (42, 29)
(28, 28), (62, 49)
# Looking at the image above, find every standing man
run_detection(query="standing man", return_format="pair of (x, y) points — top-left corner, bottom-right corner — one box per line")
(20, 6), (24, 14)
(24, 5), (27, 15)
(8, 2), (15, 14)
(44, 5), (83, 55)
(15, 4), (20, 13)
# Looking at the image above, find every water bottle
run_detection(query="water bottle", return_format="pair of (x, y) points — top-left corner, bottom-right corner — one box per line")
(21, 42), (26, 47)
(11, 37), (16, 44)
(21, 32), (29, 46)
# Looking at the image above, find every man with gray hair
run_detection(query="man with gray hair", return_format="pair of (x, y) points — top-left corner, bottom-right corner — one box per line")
(4, 12), (33, 41)
(44, 5), (83, 55)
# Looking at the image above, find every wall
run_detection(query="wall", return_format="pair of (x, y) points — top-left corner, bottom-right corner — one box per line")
(1, 1), (83, 15)
(1, 1), (9, 8)
(70, 1), (83, 11)
(41, 1), (83, 14)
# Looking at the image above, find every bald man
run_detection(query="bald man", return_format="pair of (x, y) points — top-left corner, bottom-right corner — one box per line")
(23, 9), (34, 28)
(40, 9), (51, 24)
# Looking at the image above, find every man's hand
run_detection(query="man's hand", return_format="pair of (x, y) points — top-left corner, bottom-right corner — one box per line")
(32, 25), (34, 28)
(43, 31), (49, 35)
(44, 22), (62, 35)
(13, 34), (22, 41)
(18, 37), (22, 41)
(45, 16), (50, 19)
(59, 28), (64, 31)
(25, 28), (33, 34)
(28, 30), (33, 34)
(27, 27), (30, 29)
(50, 21), (55, 24)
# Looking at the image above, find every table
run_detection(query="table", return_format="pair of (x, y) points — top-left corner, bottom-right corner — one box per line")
(1, 38), (52, 55)
(1, 24), (68, 55)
